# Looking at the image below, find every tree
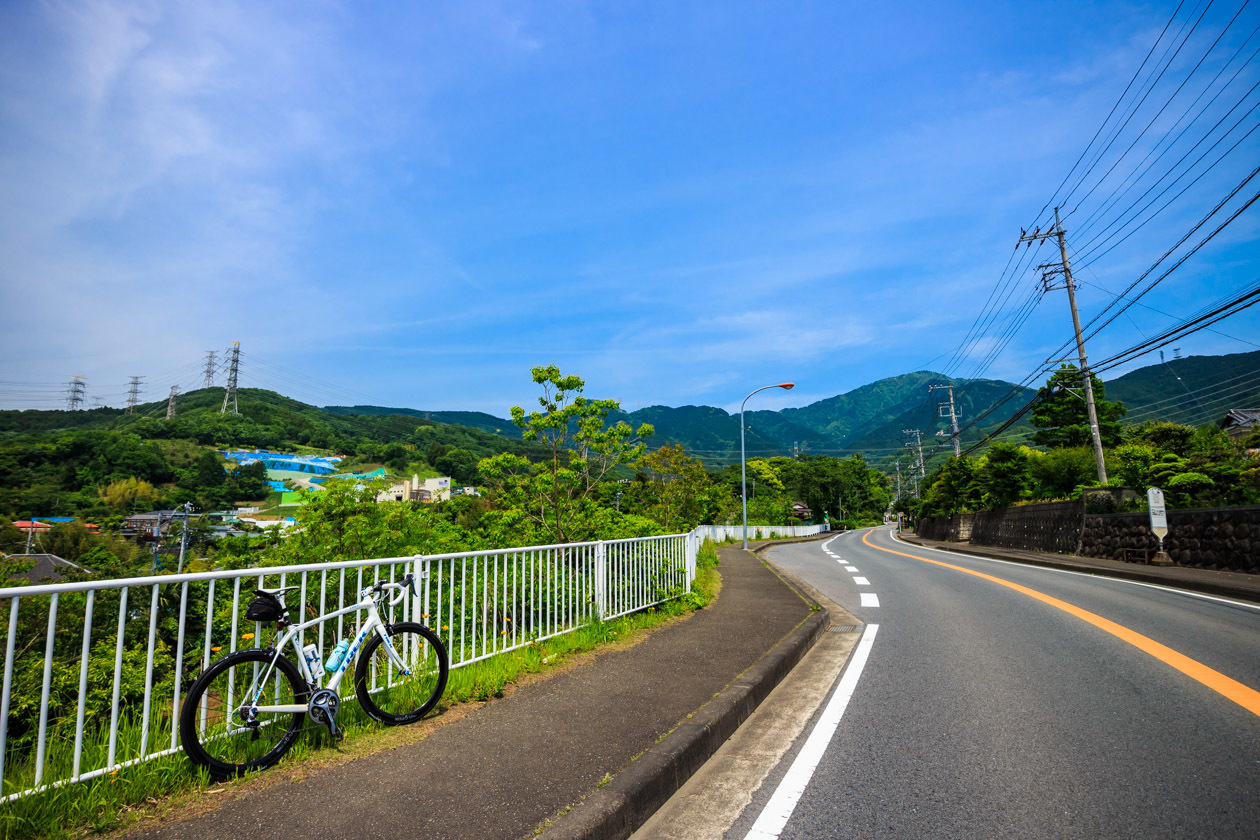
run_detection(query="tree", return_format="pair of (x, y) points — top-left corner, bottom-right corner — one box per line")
(193, 451), (227, 488)
(919, 456), (982, 517)
(634, 444), (723, 530)
(977, 443), (1031, 508)
(1030, 365), (1126, 449)
(99, 477), (160, 512)
(1028, 446), (1098, 498)
(477, 366), (653, 543)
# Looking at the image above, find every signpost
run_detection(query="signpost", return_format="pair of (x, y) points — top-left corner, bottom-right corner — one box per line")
(1148, 487), (1173, 566)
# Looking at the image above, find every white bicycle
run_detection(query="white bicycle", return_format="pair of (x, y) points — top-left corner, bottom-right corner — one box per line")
(179, 572), (448, 779)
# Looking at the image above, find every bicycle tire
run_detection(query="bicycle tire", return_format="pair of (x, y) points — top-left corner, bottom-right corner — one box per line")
(179, 648), (309, 779)
(354, 622), (449, 725)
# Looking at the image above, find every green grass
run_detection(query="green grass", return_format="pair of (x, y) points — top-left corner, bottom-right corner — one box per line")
(0, 544), (722, 840)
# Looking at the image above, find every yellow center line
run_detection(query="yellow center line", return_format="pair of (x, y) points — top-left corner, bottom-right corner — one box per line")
(861, 529), (1260, 718)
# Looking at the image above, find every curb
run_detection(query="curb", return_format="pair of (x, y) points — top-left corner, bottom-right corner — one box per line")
(897, 534), (1260, 604)
(538, 580), (830, 840)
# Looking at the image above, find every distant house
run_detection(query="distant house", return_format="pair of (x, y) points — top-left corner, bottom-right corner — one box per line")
(374, 475), (454, 504)
(1220, 409), (1260, 442)
(121, 511), (179, 539)
(790, 501), (813, 522)
(3, 553), (93, 584)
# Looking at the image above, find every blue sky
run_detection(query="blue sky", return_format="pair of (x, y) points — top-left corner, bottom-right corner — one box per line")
(1, 1), (1257, 417)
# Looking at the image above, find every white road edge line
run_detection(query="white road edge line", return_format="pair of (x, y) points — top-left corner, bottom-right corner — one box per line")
(743, 624), (880, 840)
(860, 592), (880, 607)
(852, 576), (870, 586)
(844, 565), (859, 573)
(886, 531), (1260, 612)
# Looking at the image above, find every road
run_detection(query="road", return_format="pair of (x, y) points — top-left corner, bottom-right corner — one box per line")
(644, 527), (1260, 839)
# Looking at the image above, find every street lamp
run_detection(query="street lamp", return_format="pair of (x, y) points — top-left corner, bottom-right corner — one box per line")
(741, 382), (794, 549)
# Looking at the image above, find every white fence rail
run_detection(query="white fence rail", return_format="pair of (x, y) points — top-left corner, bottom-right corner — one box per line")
(0, 531), (697, 803)
(692, 524), (831, 542)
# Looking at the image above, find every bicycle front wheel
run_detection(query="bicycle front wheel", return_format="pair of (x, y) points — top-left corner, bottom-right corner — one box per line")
(179, 648), (309, 779)
(354, 622), (449, 725)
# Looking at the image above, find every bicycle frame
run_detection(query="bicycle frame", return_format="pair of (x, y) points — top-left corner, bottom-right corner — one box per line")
(243, 586), (413, 715)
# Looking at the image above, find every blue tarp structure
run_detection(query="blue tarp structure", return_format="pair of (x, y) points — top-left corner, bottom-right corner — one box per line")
(222, 451), (341, 474)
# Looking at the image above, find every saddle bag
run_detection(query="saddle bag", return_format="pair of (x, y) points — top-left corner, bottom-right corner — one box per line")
(245, 592), (284, 622)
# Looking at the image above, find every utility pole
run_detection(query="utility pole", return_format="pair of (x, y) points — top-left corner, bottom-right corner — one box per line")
(166, 385), (180, 420)
(928, 383), (962, 457)
(1021, 207), (1107, 484)
(66, 376), (86, 411)
(125, 376), (144, 414)
(903, 428), (925, 496)
(221, 341), (240, 415)
(202, 350), (218, 389)
(894, 461), (902, 500)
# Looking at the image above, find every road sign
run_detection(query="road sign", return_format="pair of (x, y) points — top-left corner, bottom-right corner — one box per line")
(1148, 487), (1168, 544)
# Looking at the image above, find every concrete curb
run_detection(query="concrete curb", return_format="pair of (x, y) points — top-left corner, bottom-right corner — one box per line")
(538, 554), (830, 840)
(897, 533), (1260, 604)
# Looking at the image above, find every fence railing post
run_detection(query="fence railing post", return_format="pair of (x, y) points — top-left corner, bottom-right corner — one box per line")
(686, 532), (697, 589)
(594, 541), (608, 620)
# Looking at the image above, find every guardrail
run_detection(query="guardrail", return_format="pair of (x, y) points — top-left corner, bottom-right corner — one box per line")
(0, 531), (697, 802)
(692, 523), (831, 542)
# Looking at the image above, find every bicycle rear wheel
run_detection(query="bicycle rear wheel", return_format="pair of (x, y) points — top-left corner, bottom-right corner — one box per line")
(179, 649), (309, 779)
(354, 622), (448, 725)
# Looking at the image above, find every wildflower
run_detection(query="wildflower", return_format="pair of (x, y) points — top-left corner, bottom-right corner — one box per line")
(241, 633), (255, 640)
(442, 625), (449, 630)
(501, 631), (507, 635)
(211, 646), (223, 652)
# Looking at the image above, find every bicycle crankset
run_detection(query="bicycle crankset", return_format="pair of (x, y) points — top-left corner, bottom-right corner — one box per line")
(308, 688), (343, 742)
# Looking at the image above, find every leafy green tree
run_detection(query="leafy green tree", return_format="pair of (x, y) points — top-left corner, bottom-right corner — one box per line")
(977, 443), (1031, 508)
(919, 456), (982, 517)
(477, 366), (653, 544)
(99, 477), (160, 512)
(1030, 365), (1126, 449)
(193, 450), (227, 488)
(1028, 446), (1097, 498)
(434, 448), (480, 485)
(634, 444), (725, 530)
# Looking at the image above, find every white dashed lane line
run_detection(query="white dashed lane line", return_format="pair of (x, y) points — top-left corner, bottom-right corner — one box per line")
(860, 592), (880, 608)
(852, 576), (870, 586)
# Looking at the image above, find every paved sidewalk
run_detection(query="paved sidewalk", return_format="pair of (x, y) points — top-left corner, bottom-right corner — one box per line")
(897, 532), (1260, 603)
(129, 541), (828, 840)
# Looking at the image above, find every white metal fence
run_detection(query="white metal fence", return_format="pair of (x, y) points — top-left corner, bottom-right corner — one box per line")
(0, 531), (697, 803)
(692, 523), (831, 542)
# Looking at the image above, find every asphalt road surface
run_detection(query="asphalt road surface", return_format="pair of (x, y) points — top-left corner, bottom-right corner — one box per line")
(728, 527), (1260, 839)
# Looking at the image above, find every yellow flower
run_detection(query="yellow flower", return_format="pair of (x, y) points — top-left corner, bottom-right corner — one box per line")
(211, 646), (223, 652)
(442, 625), (449, 630)
(500, 631), (507, 635)
(241, 633), (255, 640)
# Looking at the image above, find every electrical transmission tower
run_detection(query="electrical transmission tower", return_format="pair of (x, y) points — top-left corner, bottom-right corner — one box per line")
(125, 376), (144, 414)
(166, 385), (180, 420)
(202, 350), (218, 389)
(1019, 207), (1107, 484)
(903, 428), (925, 496)
(928, 383), (962, 457)
(220, 342), (240, 415)
(66, 376), (86, 411)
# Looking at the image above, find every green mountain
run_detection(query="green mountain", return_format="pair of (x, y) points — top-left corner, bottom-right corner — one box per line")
(324, 406), (524, 438)
(1105, 349), (1260, 427)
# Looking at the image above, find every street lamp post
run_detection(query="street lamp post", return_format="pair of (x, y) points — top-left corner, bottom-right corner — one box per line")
(741, 382), (795, 549)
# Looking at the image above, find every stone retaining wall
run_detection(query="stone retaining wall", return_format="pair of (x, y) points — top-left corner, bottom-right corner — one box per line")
(969, 501), (1083, 554)
(1080, 505), (1260, 574)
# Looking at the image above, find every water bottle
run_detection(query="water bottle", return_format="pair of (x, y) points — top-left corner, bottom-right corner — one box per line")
(325, 639), (350, 672)
(302, 643), (322, 679)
